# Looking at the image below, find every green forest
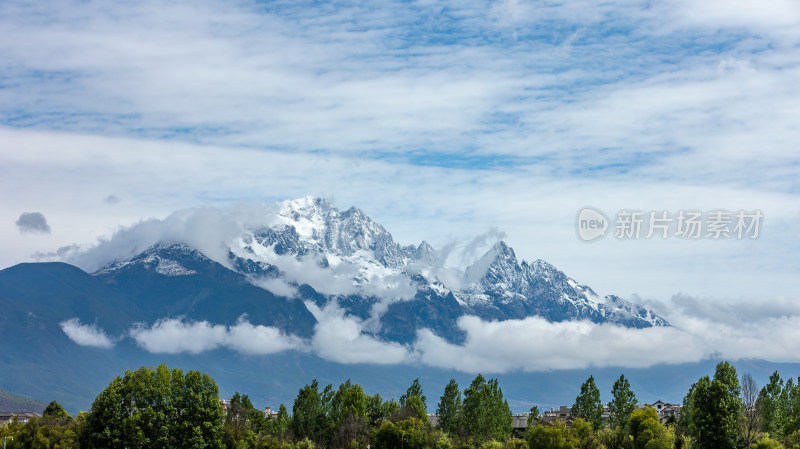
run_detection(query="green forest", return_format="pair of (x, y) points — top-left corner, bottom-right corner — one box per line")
(3, 361), (800, 449)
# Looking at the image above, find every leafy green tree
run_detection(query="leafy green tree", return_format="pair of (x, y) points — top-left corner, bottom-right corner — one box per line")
(784, 429), (800, 448)
(571, 418), (607, 449)
(504, 437), (529, 449)
(786, 378), (800, 438)
(686, 361), (742, 449)
(759, 371), (788, 440)
(572, 375), (604, 430)
(628, 407), (675, 449)
(224, 392), (265, 448)
(329, 380), (368, 425)
(373, 418), (438, 449)
(400, 379), (427, 411)
(462, 374), (513, 441)
(527, 405), (540, 431)
(526, 419), (577, 449)
(328, 380), (370, 448)
(396, 379), (428, 423)
(11, 411), (82, 449)
(42, 400), (72, 422)
(607, 374), (637, 430)
(366, 393), (398, 427)
(270, 404), (291, 438)
(436, 379), (463, 436)
(753, 435), (785, 449)
(292, 380), (333, 445)
(403, 395), (429, 423)
(85, 364), (223, 449)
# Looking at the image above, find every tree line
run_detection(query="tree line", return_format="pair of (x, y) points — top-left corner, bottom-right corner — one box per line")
(2, 361), (800, 448)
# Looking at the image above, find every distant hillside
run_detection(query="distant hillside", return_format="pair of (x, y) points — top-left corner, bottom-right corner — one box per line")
(0, 387), (45, 413)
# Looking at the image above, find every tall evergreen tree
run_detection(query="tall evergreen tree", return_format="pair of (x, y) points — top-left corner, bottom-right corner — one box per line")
(436, 379), (462, 435)
(572, 375), (604, 430)
(607, 374), (637, 430)
(400, 378), (427, 410)
(292, 379), (332, 445)
(527, 405), (540, 430)
(786, 377), (800, 437)
(399, 378), (428, 422)
(758, 371), (787, 439)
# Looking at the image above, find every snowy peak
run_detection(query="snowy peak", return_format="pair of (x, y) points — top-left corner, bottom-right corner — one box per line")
(413, 241), (437, 265)
(97, 243), (207, 277)
(456, 240), (666, 328)
(464, 241), (517, 284)
(275, 196), (400, 265)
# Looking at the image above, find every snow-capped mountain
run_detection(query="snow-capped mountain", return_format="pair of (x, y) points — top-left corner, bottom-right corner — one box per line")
(94, 196), (668, 344)
(0, 197), (678, 413)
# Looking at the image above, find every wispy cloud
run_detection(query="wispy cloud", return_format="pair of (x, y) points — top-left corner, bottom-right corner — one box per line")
(60, 318), (114, 348)
(0, 0), (797, 185)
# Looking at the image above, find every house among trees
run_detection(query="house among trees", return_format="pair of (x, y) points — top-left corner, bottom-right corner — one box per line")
(263, 406), (279, 420)
(643, 400), (682, 424)
(542, 406), (573, 424)
(0, 411), (41, 426)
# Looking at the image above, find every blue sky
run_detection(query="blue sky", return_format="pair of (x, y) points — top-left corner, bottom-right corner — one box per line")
(1, 0), (799, 305)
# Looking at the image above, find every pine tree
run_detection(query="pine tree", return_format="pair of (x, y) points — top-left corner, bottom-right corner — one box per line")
(436, 379), (462, 435)
(572, 375), (604, 430)
(607, 374), (637, 430)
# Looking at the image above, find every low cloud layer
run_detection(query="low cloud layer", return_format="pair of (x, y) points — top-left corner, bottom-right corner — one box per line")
(16, 212), (51, 234)
(59, 292), (800, 373)
(412, 293), (800, 373)
(60, 318), (114, 348)
(415, 316), (700, 373)
(129, 316), (305, 355)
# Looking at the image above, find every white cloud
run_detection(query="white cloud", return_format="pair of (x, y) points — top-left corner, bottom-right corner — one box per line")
(223, 319), (307, 356)
(412, 293), (800, 373)
(130, 319), (228, 354)
(60, 318), (114, 349)
(129, 316), (305, 355)
(414, 316), (701, 373)
(126, 304), (412, 364)
(306, 301), (414, 365)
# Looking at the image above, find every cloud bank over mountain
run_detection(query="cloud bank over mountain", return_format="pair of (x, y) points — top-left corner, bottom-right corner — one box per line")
(61, 298), (800, 373)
